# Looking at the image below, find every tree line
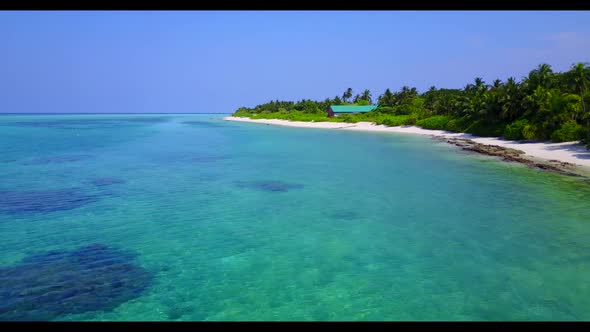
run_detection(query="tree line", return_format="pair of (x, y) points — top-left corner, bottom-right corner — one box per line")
(233, 62), (590, 146)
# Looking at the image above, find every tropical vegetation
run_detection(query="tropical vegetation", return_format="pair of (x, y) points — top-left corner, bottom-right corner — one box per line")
(232, 63), (590, 147)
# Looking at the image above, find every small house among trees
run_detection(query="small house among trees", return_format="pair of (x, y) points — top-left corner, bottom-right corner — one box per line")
(327, 105), (378, 117)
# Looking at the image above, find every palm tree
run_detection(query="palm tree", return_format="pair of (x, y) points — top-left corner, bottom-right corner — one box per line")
(361, 89), (372, 104)
(500, 77), (521, 122)
(537, 63), (553, 88)
(474, 77), (486, 92)
(464, 83), (476, 93)
(379, 88), (394, 107)
(571, 62), (590, 140)
(493, 79), (502, 89)
(342, 88), (353, 103)
(571, 63), (589, 114)
(527, 63), (553, 91)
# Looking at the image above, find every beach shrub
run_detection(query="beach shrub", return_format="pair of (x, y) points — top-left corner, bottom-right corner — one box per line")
(376, 106), (395, 114)
(338, 114), (354, 123)
(372, 116), (386, 125)
(351, 113), (373, 122)
(392, 100), (424, 116)
(327, 116), (345, 122)
(522, 124), (538, 140)
(550, 121), (586, 142)
(503, 119), (529, 140)
(251, 110), (330, 122)
(444, 118), (469, 132)
(403, 114), (420, 125)
(464, 121), (505, 137)
(392, 105), (413, 115)
(415, 115), (451, 130)
(380, 115), (410, 127)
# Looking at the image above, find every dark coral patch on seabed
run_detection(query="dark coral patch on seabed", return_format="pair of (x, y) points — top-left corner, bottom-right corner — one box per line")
(328, 210), (360, 220)
(181, 120), (225, 128)
(0, 189), (101, 215)
(4, 118), (166, 129)
(21, 155), (93, 165)
(3, 119), (127, 130)
(234, 180), (305, 192)
(118, 117), (168, 123)
(8, 120), (113, 128)
(0, 244), (152, 321)
(89, 178), (127, 187)
(156, 154), (228, 164)
(187, 155), (227, 163)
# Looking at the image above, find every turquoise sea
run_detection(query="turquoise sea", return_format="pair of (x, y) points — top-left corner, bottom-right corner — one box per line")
(1, 113), (590, 321)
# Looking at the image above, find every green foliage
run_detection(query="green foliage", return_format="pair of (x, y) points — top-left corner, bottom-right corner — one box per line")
(393, 106), (413, 115)
(380, 96), (426, 116)
(338, 114), (355, 123)
(415, 116), (451, 130)
(550, 121), (586, 142)
(378, 115), (411, 127)
(423, 88), (464, 115)
(376, 106), (395, 114)
(403, 114), (420, 126)
(522, 124), (538, 140)
(378, 89), (395, 107)
(444, 118), (469, 133)
(232, 62), (590, 149)
(246, 110), (330, 122)
(343, 88), (353, 103)
(464, 121), (505, 137)
(503, 119), (530, 140)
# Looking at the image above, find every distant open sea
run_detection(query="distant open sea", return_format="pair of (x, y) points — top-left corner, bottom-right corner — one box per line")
(1, 113), (589, 321)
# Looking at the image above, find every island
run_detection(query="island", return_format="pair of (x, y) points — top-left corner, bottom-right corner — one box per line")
(226, 63), (590, 178)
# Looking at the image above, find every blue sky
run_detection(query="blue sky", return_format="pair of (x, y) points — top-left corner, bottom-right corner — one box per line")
(1, 11), (589, 113)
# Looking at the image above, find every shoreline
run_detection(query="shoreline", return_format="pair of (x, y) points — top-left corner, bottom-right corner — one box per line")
(224, 116), (590, 177)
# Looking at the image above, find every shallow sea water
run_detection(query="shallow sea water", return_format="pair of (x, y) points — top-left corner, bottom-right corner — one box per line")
(1, 114), (590, 321)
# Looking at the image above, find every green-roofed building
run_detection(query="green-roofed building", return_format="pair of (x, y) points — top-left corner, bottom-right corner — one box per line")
(327, 105), (378, 117)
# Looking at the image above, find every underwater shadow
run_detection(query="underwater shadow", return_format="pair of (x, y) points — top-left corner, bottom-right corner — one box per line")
(0, 244), (152, 321)
(0, 188), (104, 216)
(234, 180), (304, 193)
(21, 155), (93, 166)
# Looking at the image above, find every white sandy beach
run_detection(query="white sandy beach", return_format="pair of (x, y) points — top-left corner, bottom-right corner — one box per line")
(224, 116), (590, 168)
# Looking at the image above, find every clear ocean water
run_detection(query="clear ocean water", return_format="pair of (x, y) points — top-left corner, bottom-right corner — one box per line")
(1, 113), (590, 321)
